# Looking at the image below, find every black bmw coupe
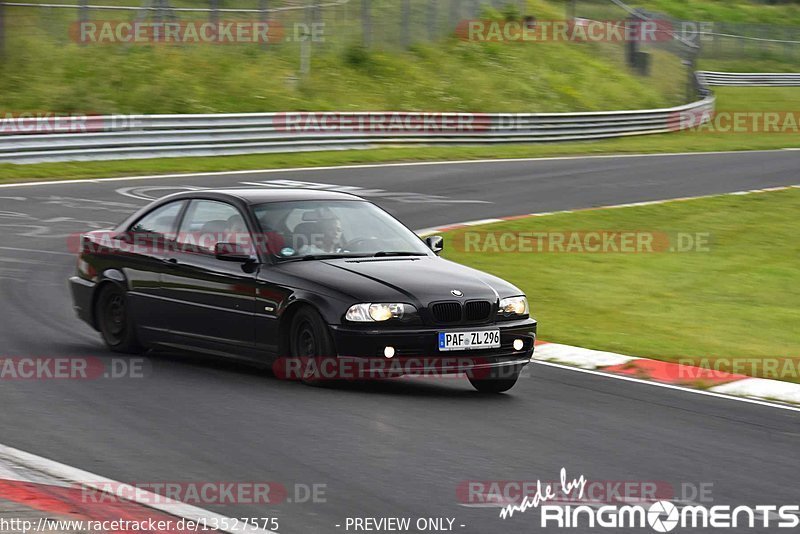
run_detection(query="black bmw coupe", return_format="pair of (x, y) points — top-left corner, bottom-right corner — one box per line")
(69, 189), (537, 393)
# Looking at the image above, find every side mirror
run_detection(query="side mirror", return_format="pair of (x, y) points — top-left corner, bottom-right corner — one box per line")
(115, 231), (133, 243)
(215, 242), (256, 263)
(425, 235), (444, 255)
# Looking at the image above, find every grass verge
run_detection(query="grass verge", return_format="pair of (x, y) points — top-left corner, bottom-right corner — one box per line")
(637, 0), (800, 27)
(1, 0), (681, 114)
(440, 187), (800, 383)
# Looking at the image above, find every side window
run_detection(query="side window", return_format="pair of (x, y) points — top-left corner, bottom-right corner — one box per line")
(177, 200), (251, 254)
(129, 201), (184, 240)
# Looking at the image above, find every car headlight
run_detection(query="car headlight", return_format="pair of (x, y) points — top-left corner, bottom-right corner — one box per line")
(498, 296), (529, 317)
(345, 303), (415, 322)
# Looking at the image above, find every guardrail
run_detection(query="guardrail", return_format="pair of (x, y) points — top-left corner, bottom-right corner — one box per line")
(15, 69), (800, 165)
(698, 71), (800, 86)
(0, 86), (717, 164)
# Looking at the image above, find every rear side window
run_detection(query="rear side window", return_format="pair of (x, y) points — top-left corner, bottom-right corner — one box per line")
(177, 200), (251, 254)
(129, 201), (184, 239)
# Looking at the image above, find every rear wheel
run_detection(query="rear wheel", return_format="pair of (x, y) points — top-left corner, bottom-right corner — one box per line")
(468, 365), (522, 393)
(289, 307), (337, 386)
(96, 284), (143, 354)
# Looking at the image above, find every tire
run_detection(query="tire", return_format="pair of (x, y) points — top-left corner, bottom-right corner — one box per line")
(289, 306), (337, 386)
(95, 284), (144, 354)
(468, 365), (522, 394)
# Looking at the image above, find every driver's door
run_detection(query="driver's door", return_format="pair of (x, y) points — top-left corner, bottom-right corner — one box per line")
(159, 199), (259, 354)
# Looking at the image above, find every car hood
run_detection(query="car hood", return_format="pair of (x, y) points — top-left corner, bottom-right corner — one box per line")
(276, 256), (523, 305)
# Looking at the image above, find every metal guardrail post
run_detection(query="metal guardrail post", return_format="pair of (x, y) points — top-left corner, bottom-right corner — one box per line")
(300, 0), (311, 76)
(361, 0), (371, 48)
(427, 0), (437, 41)
(79, 0), (88, 46)
(0, 2), (5, 60)
(625, 16), (637, 68)
(401, 0), (410, 49)
(209, 0), (219, 26)
(259, 0), (268, 49)
(311, 0), (321, 33)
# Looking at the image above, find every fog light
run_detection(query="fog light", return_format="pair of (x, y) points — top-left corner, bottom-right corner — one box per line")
(513, 339), (524, 351)
(384, 346), (395, 358)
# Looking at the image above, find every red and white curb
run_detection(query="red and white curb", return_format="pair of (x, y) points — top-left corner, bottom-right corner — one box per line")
(532, 340), (800, 406)
(415, 184), (800, 408)
(0, 444), (276, 534)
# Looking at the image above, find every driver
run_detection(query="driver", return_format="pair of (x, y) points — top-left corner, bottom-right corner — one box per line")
(300, 215), (344, 254)
(318, 216), (344, 253)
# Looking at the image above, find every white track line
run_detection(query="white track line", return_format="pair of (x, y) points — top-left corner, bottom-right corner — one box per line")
(0, 246), (74, 256)
(533, 361), (800, 414)
(0, 148), (798, 189)
(415, 184), (800, 235)
(0, 444), (277, 534)
(711, 378), (800, 404)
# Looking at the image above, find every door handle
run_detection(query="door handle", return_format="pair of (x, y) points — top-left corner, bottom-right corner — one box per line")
(165, 258), (179, 266)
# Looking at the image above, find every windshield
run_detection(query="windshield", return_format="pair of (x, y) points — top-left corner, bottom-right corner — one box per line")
(252, 200), (431, 260)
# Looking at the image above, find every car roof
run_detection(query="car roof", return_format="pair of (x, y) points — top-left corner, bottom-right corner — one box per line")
(163, 188), (364, 204)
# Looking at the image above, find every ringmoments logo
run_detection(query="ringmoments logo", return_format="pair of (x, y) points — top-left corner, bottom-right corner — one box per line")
(497, 469), (799, 531)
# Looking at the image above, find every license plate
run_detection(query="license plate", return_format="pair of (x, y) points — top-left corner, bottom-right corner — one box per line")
(438, 330), (501, 351)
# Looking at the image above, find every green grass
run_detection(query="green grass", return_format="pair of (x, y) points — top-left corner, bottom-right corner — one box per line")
(440, 188), (800, 381)
(636, 0), (800, 26)
(0, 0), (683, 115)
(0, 87), (796, 184)
(713, 85), (800, 111)
(698, 58), (800, 74)
(2, 0), (796, 114)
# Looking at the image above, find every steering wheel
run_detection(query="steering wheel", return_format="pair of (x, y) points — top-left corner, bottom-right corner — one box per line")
(342, 237), (381, 252)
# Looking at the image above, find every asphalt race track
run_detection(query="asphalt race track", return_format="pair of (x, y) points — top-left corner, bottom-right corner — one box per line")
(0, 150), (798, 534)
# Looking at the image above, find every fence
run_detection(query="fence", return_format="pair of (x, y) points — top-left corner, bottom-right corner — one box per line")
(0, 0), (528, 56)
(571, 0), (699, 104)
(583, 0), (800, 66)
(697, 23), (800, 64)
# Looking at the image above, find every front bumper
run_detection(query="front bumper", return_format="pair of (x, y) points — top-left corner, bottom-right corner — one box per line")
(328, 317), (537, 376)
(68, 276), (97, 329)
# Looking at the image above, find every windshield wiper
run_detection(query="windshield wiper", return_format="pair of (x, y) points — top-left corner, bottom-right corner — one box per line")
(372, 251), (428, 257)
(282, 253), (369, 262)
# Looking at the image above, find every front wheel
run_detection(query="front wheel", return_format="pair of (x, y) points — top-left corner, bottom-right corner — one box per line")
(96, 284), (144, 354)
(468, 366), (522, 393)
(289, 307), (337, 386)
